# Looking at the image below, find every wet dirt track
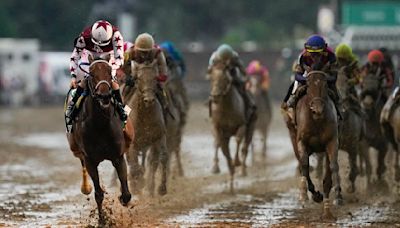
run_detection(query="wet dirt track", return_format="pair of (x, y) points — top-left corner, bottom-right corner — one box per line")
(1, 103), (400, 227)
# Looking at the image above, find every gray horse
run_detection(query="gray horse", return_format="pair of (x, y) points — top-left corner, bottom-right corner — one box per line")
(123, 60), (169, 196)
(208, 63), (256, 192)
(336, 65), (366, 192)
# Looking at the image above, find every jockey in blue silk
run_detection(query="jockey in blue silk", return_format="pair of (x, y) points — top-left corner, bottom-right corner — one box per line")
(282, 35), (341, 118)
(160, 41), (186, 79)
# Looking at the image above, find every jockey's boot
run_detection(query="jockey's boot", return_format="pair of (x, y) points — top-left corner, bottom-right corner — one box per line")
(112, 90), (128, 124)
(66, 86), (84, 124)
(287, 94), (297, 108)
(287, 85), (307, 109)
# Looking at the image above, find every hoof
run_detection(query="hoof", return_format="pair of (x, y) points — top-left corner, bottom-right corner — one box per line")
(312, 191), (323, 203)
(81, 184), (92, 195)
(158, 185), (167, 196)
(119, 193), (132, 206)
(212, 165), (220, 174)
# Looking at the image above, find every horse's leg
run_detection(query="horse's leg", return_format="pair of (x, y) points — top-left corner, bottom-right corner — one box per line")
(146, 147), (159, 196)
(158, 136), (169, 196)
(212, 139), (220, 174)
(327, 139), (342, 206)
(174, 132), (184, 177)
(322, 154), (335, 220)
(85, 158), (104, 220)
(316, 153), (324, 180)
(347, 144), (359, 193)
(377, 144), (388, 180)
(220, 134), (234, 193)
(80, 158), (92, 195)
(112, 155), (132, 206)
(262, 127), (267, 158)
(361, 141), (372, 185)
(298, 141), (321, 202)
(234, 135), (243, 167)
(126, 146), (144, 194)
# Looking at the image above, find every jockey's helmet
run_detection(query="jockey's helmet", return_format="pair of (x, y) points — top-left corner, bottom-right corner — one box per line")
(134, 33), (154, 51)
(304, 35), (327, 53)
(367, 50), (384, 64)
(91, 20), (113, 46)
(335, 43), (356, 62)
(216, 44), (235, 62)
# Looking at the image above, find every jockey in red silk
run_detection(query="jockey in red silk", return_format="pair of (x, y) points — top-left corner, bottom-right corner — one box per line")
(66, 20), (127, 125)
(282, 35), (341, 118)
(246, 60), (270, 91)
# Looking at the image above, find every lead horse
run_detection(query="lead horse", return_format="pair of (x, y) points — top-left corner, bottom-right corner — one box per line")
(287, 67), (342, 219)
(66, 59), (133, 220)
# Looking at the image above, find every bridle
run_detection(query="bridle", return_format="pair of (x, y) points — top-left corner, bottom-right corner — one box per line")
(79, 60), (112, 100)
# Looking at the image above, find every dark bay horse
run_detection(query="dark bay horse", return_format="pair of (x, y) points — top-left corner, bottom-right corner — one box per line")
(360, 69), (388, 181)
(208, 63), (255, 192)
(123, 60), (169, 196)
(293, 70), (342, 219)
(247, 74), (272, 158)
(335, 65), (366, 192)
(66, 60), (132, 220)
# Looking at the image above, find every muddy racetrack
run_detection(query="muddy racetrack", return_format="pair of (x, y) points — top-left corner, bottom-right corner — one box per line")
(1, 103), (400, 227)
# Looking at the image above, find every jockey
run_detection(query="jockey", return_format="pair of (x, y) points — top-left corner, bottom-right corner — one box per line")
(335, 43), (361, 92)
(245, 60), (270, 92)
(282, 35), (340, 118)
(160, 41), (186, 79)
(66, 20), (127, 124)
(360, 49), (394, 99)
(125, 33), (169, 109)
(208, 44), (256, 120)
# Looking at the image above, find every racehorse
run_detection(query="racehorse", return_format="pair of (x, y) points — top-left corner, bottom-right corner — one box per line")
(288, 65), (342, 219)
(208, 62), (255, 192)
(123, 59), (169, 196)
(66, 58), (133, 220)
(247, 74), (272, 158)
(336, 65), (365, 192)
(360, 68), (388, 181)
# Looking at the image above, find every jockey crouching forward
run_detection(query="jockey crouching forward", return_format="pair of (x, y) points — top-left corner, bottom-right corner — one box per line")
(282, 35), (342, 119)
(125, 33), (169, 111)
(208, 44), (256, 121)
(66, 20), (127, 124)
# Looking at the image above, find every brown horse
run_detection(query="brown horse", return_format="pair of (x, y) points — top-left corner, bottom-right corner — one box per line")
(208, 63), (256, 192)
(66, 59), (132, 220)
(123, 59), (169, 196)
(292, 70), (342, 219)
(381, 92), (400, 182)
(247, 75), (272, 158)
(360, 70), (388, 181)
(336, 65), (366, 192)
(164, 59), (189, 177)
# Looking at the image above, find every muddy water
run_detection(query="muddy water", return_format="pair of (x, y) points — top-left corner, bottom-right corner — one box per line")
(0, 105), (400, 227)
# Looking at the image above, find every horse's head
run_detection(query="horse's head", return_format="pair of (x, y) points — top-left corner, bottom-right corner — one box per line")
(247, 75), (262, 96)
(207, 63), (232, 101)
(360, 67), (384, 110)
(306, 71), (329, 117)
(88, 58), (113, 109)
(135, 59), (158, 106)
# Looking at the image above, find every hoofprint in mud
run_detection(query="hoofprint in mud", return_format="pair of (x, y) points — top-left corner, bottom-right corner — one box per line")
(0, 104), (400, 227)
